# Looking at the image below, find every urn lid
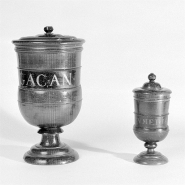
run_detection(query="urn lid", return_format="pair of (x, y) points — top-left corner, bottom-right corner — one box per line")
(133, 73), (172, 96)
(12, 26), (85, 45)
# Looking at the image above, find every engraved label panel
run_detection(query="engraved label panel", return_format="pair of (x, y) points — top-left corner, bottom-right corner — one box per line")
(19, 69), (80, 89)
(135, 115), (168, 129)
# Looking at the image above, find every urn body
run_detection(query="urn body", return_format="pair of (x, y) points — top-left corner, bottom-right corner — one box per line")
(13, 26), (85, 165)
(17, 52), (82, 128)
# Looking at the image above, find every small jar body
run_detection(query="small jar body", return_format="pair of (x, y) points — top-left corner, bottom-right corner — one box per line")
(133, 93), (170, 142)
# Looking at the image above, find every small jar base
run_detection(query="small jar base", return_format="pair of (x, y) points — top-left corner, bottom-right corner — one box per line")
(134, 151), (168, 165)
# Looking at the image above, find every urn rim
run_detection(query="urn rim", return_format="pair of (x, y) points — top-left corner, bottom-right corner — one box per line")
(12, 26), (85, 45)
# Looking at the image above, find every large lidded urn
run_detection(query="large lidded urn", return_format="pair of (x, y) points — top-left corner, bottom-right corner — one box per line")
(12, 26), (85, 165)
(133, 73), (172, 165)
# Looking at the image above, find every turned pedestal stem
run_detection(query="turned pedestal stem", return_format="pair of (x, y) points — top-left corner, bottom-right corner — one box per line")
(145, 142), (157, 154)
(24, 128), (79, 165)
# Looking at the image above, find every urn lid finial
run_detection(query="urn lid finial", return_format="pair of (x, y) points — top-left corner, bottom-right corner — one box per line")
(44, 26), (54, 35)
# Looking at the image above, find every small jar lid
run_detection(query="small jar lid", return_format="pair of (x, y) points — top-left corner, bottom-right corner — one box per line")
(12, 26), (85, 45)
(133, 73), (172, 96)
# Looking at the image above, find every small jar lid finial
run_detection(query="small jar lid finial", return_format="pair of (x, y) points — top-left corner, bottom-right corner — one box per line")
(148, 73), (156, 82)
(141, 73), (161, 90)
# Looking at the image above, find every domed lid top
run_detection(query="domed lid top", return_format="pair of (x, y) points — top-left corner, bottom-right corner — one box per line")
(12, 26), (85, 44)
(142, 73), (161, 90)
(133, 73), (172, 95)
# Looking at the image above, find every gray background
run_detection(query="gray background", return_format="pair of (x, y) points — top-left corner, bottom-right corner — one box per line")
(0, 0), (184, 184)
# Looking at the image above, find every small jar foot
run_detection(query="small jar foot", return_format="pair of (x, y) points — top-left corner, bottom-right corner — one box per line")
(134, 142), (168, 165)
(134, 151), (168, 165)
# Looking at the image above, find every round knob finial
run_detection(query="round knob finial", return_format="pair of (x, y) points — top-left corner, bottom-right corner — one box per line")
(148, 73), (156, 82)
(44, 26), (53, 34)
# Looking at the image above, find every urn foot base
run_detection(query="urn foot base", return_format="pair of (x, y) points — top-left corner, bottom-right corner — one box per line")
(134, 151), (168, 165)
(24, 143), (79, 165)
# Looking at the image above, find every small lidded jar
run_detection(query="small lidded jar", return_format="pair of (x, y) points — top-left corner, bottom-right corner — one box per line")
(133, 73), (172, 165)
